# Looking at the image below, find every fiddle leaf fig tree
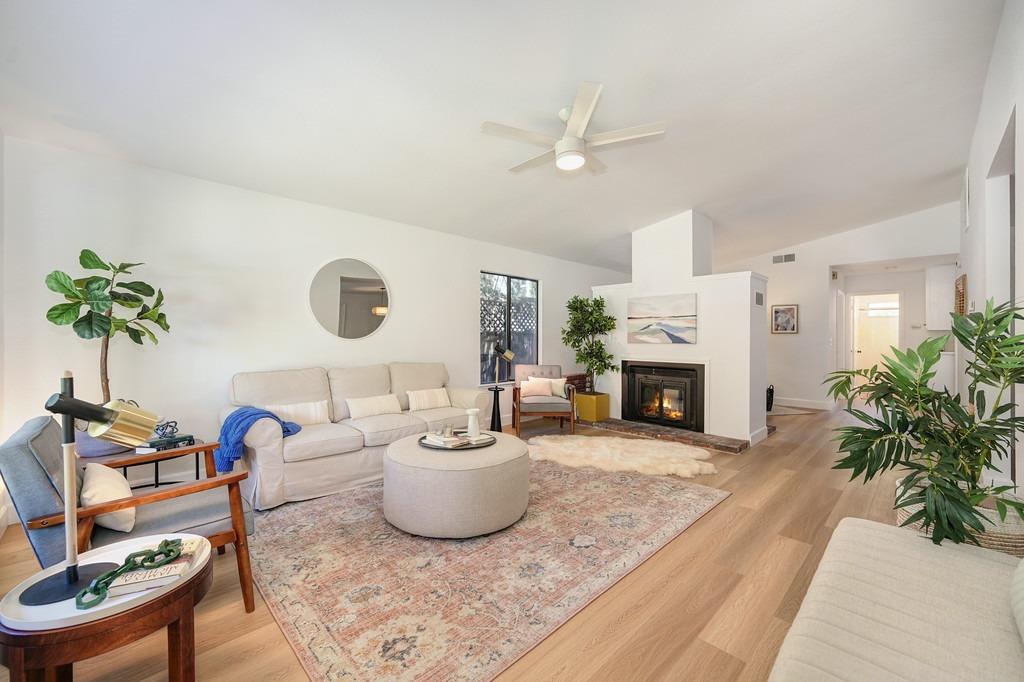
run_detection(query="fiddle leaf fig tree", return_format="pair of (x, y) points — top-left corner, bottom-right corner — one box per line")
(561, 295), (618, 392)
(825, 300), (1024, 546)
(45, 249), (169, 402)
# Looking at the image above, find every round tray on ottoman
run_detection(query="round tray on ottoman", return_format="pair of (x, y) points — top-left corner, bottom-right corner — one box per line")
(384, 431), (529, 539)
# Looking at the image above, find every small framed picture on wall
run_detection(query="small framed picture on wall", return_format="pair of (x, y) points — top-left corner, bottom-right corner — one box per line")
(771, 304), (798, 334)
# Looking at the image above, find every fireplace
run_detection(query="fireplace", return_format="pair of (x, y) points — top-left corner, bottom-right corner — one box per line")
(621, 361), (704, 432)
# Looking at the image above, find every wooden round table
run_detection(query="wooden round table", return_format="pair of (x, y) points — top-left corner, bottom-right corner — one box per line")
(0, 535), (212, 681)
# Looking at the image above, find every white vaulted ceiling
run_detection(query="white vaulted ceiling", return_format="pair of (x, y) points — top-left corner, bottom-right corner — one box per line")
(0, 1), (1006, 271)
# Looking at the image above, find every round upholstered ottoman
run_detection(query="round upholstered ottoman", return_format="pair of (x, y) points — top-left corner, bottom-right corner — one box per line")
(383, 432), (529, 538)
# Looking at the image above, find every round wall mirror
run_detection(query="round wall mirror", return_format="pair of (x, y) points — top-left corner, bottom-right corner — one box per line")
(309, 258), (390, 338)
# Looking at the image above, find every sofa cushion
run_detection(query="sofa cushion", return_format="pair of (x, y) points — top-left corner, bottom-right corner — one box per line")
(343, 413), (426, 447)
(1013, 558), (1024, 645)
(409, 407), (470, 431)
(232, 367), (333, 421)
(264, 399), (331, 425)
(407, 388), (451, 412)
(346, 394), (401, 420)
(769, 517), (1023, 681)
(520, 395), (572, 413)
(282, 423), (364, 463)
(328, 364), (390, 421)
(389, 363), (449, 410)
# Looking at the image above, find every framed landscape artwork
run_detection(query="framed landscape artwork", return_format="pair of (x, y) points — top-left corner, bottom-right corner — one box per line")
(627, 293), (697, 344)
(771, 304), (799, 334)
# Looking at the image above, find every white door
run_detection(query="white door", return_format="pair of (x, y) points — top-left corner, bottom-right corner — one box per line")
(851, 293), (900, 381)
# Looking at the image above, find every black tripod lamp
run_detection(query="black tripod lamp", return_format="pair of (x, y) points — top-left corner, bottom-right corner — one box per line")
(488, 342), (516, 431)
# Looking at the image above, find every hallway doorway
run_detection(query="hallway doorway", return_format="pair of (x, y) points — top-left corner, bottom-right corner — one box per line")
(851, 293), (901, 380)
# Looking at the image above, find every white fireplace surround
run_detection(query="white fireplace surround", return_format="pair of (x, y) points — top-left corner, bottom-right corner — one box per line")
(592, 210), (768, 444)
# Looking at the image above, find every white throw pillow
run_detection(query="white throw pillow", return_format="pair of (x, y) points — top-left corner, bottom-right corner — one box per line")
(347, 394), (402, 420)
(521, 378), (553, 397)
(407, 388), (451, 412)
(531, 376), (567, 399)
(263, 399), (330, 425)
(80, 463), (135, 533)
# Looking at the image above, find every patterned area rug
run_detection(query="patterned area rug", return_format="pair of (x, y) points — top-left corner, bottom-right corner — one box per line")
(250, 460), (729, 681)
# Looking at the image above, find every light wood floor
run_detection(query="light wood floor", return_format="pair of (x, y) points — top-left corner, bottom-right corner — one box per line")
(0, 409), (899, 681)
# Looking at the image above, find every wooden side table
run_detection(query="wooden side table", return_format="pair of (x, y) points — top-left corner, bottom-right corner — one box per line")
(0, 535), (212, 681)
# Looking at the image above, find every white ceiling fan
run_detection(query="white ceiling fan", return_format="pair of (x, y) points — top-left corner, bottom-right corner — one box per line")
(481, 81), (665, 174)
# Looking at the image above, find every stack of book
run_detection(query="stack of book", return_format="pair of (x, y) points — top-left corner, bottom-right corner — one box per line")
(108, 538), (203, 596)
(423, 432), (494, 448)
(136, 434), (195, 454)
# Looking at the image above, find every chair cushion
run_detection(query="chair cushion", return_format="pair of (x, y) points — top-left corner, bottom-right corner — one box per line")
(343, 413), (426, 447)
(81, 463), (135, 532)
(91, 486), (254, 548)
(408, 407), (470, 431)
(532, 376), (568, 399)
(514, 364), (562, 384)
(520, 395), (572, 413)
(521, 379), (553, 397)
(0, 417), (74, 567)
(232, 367), (333, 421)
(281, 423), (364, 463)
(328, 364), (391, 421)
(389, 363), (449, 410)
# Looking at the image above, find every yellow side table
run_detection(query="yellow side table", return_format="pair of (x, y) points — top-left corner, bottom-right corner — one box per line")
(575, 392), (610, 422)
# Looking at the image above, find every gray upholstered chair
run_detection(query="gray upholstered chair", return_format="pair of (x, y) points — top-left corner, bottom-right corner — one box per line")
(512, 364), (576, 437)
(0, 416), (256, 612)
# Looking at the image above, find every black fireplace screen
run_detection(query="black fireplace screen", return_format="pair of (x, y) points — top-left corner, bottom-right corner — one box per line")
(622, 361), (704, 432)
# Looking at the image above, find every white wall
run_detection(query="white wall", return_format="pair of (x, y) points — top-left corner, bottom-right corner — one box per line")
(722, 202), (961, 408)
(0, 138), (627, 477)
(960, 0), (1023, 485)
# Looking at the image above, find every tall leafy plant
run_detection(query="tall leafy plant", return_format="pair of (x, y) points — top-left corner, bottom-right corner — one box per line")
(561, 295), (617, 392)
(825, 300), (1024, 545)
(45, 249), (169, 402)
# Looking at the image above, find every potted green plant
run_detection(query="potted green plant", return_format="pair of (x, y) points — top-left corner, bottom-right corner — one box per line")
(825, 300), (1024, 552)
(561, 295), (617, 422)
(45, 249), (170, 403)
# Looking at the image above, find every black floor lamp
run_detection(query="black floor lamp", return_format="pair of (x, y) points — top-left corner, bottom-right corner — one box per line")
(488, 343), (515, 432)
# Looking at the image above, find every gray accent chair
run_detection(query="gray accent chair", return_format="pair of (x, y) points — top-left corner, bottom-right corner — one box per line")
(512, 364), (576, 437)
(0, 416), (257, 612)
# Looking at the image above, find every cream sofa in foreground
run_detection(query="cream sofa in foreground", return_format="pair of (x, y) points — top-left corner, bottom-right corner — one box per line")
(770, 517), (1024, 681)
(221, 363), (488, 510)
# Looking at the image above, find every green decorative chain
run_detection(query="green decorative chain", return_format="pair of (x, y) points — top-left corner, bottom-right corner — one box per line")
(75, 538), (183, 610)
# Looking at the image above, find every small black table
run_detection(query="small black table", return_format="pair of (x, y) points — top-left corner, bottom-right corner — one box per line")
(488, 385), (505, 431)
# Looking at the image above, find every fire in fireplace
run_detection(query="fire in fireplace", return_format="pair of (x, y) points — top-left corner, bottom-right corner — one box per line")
(622, 361), (704, 432)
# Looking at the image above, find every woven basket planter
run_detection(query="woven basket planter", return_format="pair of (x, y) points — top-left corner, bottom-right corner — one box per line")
(895, 489), (1024, 558)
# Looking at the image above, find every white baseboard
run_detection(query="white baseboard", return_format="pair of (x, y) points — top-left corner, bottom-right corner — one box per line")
(773, 397), (834, 411)
(749, 426), (769, 445)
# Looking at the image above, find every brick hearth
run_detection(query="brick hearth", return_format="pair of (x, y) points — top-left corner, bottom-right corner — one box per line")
(578, 418), (775, 454)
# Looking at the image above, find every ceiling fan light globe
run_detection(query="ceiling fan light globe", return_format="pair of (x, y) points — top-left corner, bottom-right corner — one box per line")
(556, 151), (586, 171)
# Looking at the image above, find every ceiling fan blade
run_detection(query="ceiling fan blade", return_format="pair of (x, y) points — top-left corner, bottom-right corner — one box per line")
(586, 121), (666, 148)
(564, 81), (603, 138)
(509, 148), (556, 173)
(586, 152), (608, 175)
(481, 121), (557, 148)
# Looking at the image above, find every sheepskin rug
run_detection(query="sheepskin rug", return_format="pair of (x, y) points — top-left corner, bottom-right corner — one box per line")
(527, 435), (717, 478)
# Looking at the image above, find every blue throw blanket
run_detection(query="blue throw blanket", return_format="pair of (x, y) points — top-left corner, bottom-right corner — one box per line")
(215, 407), (301, 473)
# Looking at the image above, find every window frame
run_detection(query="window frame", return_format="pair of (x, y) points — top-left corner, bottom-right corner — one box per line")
(480, 270), (540, 385)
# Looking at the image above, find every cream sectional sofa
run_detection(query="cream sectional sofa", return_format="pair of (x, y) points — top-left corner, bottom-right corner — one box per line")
(222, 363), (488, 510)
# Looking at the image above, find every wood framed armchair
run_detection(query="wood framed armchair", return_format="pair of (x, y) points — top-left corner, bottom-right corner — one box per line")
(512, 364), (576, 438)
(0, 416), (255, 613)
